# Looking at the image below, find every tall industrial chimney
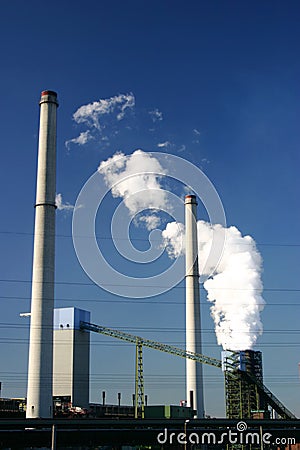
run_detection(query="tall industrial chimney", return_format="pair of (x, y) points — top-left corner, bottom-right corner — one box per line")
(26, 90), (58, 418)
(185, 194), (204, 417)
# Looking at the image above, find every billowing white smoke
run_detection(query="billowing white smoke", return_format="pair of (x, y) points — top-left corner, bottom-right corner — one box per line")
(98, 150), (169, 230)
(163, 220), (265, 350)
(98, 150), (265, 350)
(162, 221), (186, 258)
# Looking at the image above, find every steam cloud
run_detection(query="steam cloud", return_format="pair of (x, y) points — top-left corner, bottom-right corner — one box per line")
(65, 130), (93, 148)
(98, 150), (170, 230)
(73, 93), (135, 130)
(163, 221), (265, 350)
(99, 150), (265, 350)
(65, 93), (135, 148)
(55, 193), (75, 211)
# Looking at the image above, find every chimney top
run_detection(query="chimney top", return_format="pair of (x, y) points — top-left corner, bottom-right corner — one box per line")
(41, 90), (57, 97)
(40, 90), (58, 106)
(185, 194), (197, 204)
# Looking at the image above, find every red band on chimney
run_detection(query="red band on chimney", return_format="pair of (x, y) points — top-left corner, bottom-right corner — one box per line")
(41, 90), (57, 97)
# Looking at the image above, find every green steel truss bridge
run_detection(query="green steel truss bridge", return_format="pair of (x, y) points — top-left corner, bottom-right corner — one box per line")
(80, 321), (296, 421)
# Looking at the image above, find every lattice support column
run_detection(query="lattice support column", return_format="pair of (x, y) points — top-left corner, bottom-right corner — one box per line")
(134, 340), (145, 419)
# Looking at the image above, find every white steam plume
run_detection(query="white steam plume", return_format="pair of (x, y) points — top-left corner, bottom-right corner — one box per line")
(55, 193), (75, 211)
(65, 130), (93, 149)
(97, 149), (265, 350)
(66, 93), (135, 148)
(162, 222), (185, 258)
(73, 93), (135, 130)
(163, 220), (265, 350)
(98, 150), (170, 230)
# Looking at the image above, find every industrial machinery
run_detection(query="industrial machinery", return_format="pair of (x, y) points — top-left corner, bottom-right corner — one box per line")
(26, 90), (294, 425)
(223, 350), (264, 419)
(80, 321), (220, 418)
(80, 321), (296, 420)
(221, 350), (296, 419)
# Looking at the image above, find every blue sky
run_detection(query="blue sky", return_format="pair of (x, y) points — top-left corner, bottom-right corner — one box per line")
(0, 0), (299, 417)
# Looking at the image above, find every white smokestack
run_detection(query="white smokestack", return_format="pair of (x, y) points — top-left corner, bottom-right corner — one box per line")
(26, 90), (58, 418)
(185, 195), (204, 418)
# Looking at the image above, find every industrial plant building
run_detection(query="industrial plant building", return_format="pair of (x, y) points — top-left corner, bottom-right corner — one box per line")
(53, 308), (90, 409)
(1, 90), (297, 431)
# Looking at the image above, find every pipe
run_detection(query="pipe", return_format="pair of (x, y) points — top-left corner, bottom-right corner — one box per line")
(185, 194), (204, 417)
(26, 90), (58, 418)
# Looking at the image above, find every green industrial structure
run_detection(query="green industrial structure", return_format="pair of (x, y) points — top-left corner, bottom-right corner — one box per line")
(80, 321), (296, 420)
(223, 350), (265, 419)
(0, 321), (297, 423)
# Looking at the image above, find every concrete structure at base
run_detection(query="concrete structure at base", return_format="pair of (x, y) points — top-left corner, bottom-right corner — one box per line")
(185, 195), (204, 418)
(26, 91), (58, 418)
(53, 308), (90, 408)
